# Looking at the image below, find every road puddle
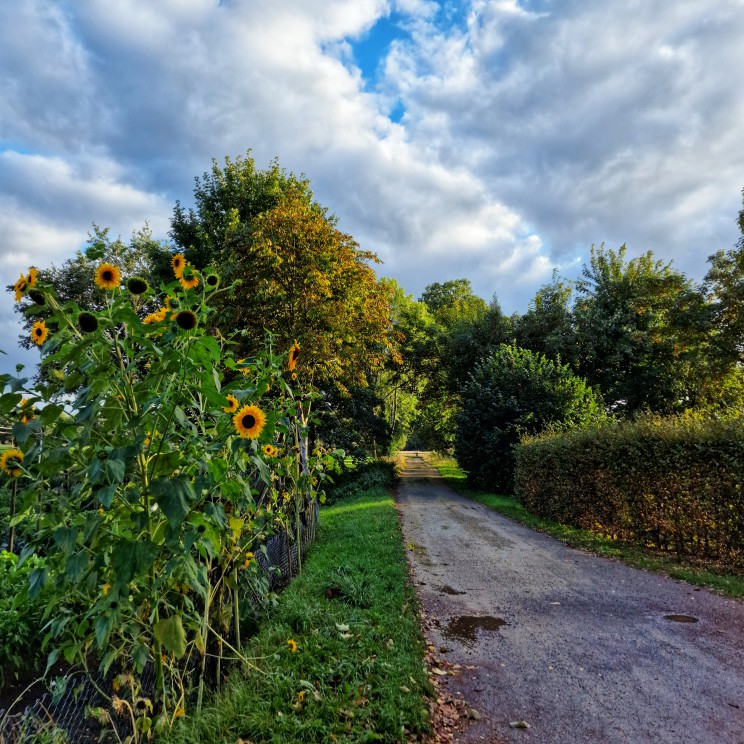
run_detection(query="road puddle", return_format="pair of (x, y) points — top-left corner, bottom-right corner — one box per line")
(444, 615), (506, 644)
(664, 614), (698, 623)
(439, 585), (466, 595)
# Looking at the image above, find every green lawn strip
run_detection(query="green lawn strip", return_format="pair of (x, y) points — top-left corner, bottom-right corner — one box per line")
(163, 485), (432, 744)
(428, 454), (744, 599)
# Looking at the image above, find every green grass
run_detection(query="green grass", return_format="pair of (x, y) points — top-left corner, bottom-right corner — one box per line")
(429, 454), (744, 599)
(163, 486), (432, 744)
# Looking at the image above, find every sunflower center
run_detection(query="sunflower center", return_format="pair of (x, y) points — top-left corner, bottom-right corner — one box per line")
(242, 414), (256, 429)
(291, 349), (299, 361)
(35, 328), (42, 336)
(102, 270), (113, 282)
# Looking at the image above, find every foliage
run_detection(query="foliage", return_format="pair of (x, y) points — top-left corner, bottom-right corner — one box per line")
(515, 412), (744, 569)
(2, 245), (336, 734)
(455, 344), (606, 491)
(420, 279), (488, 331)
(0, 551), (47, 675)
(173, 155), (397, 394)
(573, 244), (712, 413)
(315, 382), (390, 461)
(162, 484), (431, 744)
(323, 460), (396, 504)
(513, 270), (576, 365)
(704, 189), (744, 368)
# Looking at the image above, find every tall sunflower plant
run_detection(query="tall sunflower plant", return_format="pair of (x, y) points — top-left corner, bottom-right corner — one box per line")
(1, 250), (336, 734)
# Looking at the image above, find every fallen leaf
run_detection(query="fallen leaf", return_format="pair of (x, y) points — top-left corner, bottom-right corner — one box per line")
(432, 668), (448, 676)
(509, 720), (531, 729)
(335, 623), (350, 632)
(468, 709), (481, 720)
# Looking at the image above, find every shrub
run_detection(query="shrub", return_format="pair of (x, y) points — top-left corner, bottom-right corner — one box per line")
(0, 550), (46, 675)
(324, 461), (397, 504)
(455, 345), (605, 492)
(515, 413), (744, 567)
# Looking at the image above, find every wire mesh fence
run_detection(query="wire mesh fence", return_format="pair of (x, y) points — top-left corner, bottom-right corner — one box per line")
(0, 499), (319, 743)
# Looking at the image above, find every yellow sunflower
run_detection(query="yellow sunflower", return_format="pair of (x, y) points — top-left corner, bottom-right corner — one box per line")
(95, 263), (121, 290)
(262, 443), (278, 458)
(178, 268), (199, 290)
(287, 340), (300, 371)
(26, 267), (38, 289)
(13, 274), (28, 302)
(287, 639), (298, 653)
(0, 448), (24, 478)
(171, 253), (186, 278)
(31, 319), (49, 346)
(143, 306), (167, 324)
(232, 404), (266, 439)
(223, 394), (239, 413)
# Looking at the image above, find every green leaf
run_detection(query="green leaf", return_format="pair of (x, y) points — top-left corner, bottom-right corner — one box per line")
(0, 392), (22, 414)
(65, 552), (89, 583)
(95, 615), (112, 648)
(151, 476), (195, 527)
(134, 540), (159, 576)
(28, 566), (49, 600)
(153, 615), (187, 658)
(40, 403), (64, 426)
(96, 484), (117, 508)
(53, 526), (78, 554)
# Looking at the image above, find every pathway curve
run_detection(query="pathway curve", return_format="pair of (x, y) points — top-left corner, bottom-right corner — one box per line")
(396, 452), (744, 744)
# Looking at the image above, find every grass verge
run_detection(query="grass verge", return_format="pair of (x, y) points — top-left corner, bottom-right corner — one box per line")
(162, 485), (432, 744)
(428, 453), (744, 599)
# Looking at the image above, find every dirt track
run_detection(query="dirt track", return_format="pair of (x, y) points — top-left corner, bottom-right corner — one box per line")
(396, 452), (744, 744)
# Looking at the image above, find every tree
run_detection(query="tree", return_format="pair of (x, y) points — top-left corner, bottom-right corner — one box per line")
(573, 244), (710, 414)
(420, 279), (488, 331)
(513, 271), (577, 365)
(172, 155), (397, 455)
(704, 187), (744, 368)
(455, 345), (606, 491)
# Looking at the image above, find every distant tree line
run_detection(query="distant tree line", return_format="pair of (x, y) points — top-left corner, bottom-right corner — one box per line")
(13, 158), (744, 469)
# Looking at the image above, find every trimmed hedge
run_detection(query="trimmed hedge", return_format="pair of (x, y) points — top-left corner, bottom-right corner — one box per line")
(515, 414), (744, 568)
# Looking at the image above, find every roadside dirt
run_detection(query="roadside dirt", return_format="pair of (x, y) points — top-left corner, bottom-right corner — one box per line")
(397, 452), (744, 744)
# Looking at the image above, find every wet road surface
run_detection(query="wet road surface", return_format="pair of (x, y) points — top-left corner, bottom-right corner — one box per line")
(396, 452), (744, 743)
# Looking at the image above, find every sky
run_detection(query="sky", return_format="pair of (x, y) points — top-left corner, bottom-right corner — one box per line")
(2, 0), (743, 375)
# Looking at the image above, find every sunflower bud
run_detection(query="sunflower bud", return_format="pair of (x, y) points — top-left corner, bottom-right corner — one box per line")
(78, 312), (99, 333)
(126, 276), (149, 295)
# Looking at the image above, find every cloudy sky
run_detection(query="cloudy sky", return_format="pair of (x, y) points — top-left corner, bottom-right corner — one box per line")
(2, 0), (743, 374)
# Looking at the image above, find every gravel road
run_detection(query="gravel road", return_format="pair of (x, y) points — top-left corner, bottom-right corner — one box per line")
(396, 452), (744, 744)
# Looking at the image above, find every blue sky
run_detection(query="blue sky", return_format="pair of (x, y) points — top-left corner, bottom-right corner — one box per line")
(2, 0), (744, 375)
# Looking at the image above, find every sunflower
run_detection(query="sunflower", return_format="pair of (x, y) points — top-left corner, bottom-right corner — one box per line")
(31, 319), (49, 346)
(143, 306), (167, 324)
(19, 398), (36, 424)
(233, 404), (266, 439)
(175, 310), (197, 330)
(95, 263), (121, 290)
(0, 448), (24, 478)
(262, 443), (278, 458)
(78, 312), (99, 333)
(287, 639), (298, 653)
(13, 274), (28, 302)
(127, 276), (149, 295)
(223, 394), (239, 413)
(26, 267), (38, 289)
(287, 340), (300, 371)
(171, 254), (186, 278)
(178, 267), (199, 290)
(204, 272), (220, 291)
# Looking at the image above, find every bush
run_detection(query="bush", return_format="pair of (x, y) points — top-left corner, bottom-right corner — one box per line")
(324, 461), (396, 503)
(0, 550), (46, 675)
(515, 413), (744, 567)
(455, 345), (605, 492)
